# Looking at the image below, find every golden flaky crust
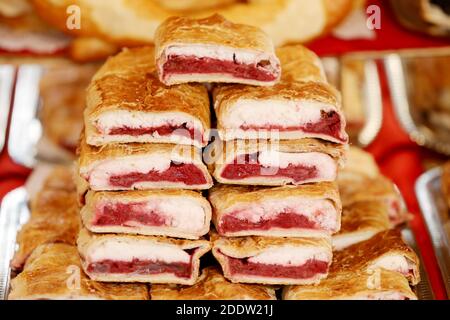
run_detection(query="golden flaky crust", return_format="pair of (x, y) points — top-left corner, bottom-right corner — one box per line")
(443, 161), (450, 208)
(209, 182), (341, 225)
(208, 138), (346, 185)
(12, 167), (80, 270)
(155, 14), (275, 58)
(9, 243), (149, 300)
(81, 189), (212, 239)
(77, 228), (211, 284)
(332, 200), (391, 251)
(85, 46), (210, 146)
(332, 229), (420, 285)
(151, 266), (276, 300)
(282, 268), (417, 300)
(337, 146), (380, 181)
(32, 0), (352, 51)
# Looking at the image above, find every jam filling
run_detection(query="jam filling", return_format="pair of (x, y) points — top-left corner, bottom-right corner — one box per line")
(93, 202), (167, 227)
(163, 55), (277, 82)
(87, 258), (192, 278)
(219, 211), (319, 234)
(221, 153), (318, 182)
(109, 163), (207, 188)
(225, 255), (329, 279)
(108, 124), (202, 143)
(240, 111), (344, 142)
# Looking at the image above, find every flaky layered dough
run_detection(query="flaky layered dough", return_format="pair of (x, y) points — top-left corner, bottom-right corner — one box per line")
(9, 243), (149, 300)
(85, 46), (210, 147)
(77, 135), (213, 190)
(207, 138), (346, 185)
(337, 146), (380, 181)
(32, 0), (352, 48)
(77, 228), (211, 284)
(332, 200), (391, 251)
(282, 268), (417, 300)
(151, 266), (276, 300)
(212, 231), (332, 285)
(209, 183), (341, 230)
(81, 189), (212, 239)
(12, 167), (80, 271)
(333, 229), (420, 285)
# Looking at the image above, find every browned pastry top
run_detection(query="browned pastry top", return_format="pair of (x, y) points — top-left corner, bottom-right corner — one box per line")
(155, 14), (275, 58)
(151, 266), (276, 300)
(9, 243), (149, 300)
(85, 46), (210, 129)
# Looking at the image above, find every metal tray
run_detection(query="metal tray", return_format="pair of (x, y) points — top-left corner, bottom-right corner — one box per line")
(0, 187), (434, 300)
(416, 167), (450, 296)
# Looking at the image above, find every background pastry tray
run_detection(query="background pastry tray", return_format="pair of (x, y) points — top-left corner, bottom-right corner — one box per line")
(416, 167), (450, 296)
(0, 187), (434, 300)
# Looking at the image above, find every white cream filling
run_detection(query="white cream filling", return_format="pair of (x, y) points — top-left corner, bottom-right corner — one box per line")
(256, 151), (336, 180)
(86, 155), (172, 189)
(222, 99), (337, 129)
(355, 292), (407, 300)
(332, 231), (376, 251)
(226, 198), (338, 231)
(88, 239), (191, 264)
(94, 110), (202, 139)
(368, 255), (410, 275)
(164, 44), (279, 72)
(100, 198), (206, 232)
(248, 246), (330, 266)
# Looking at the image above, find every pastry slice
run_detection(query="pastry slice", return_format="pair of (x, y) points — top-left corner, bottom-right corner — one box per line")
(442, 161), (450, 208)
(209, 183), (341, 238)
(151, 266), (276, 300)
(332, 200), (391, 251)
(213, 45), (347, 144)
(282, 268), (417, 300)
(337, 146), (380, 181)
(77, 228), (210, 285)
(85, 47), (210, 148)
(212, 232), (332, 285)
(333, 229), (420, 285)
(338, 175), (410, 227)
(208, 138), (345, 186)
(78, 136), (213, 191)
(155, 14), (281, 86)
(81, 190), (211, 239)
(9, 243), (149, 300)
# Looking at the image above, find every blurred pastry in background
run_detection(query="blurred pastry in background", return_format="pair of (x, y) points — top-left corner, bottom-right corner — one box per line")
(31, 0), (353, 61)
(390, 0), (450, 36)
(443, 161), (450, 208)
(38, 62), (99, 161)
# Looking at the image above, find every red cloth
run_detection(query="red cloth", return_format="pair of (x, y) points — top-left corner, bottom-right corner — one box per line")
(0, 0), (448, 299)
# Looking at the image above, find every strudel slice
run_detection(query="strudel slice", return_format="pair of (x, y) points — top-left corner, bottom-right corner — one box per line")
(151, 266), (276, 300)
(212, 232), (332, 285)
(85, 47), (210, 148)
(332, 200), (391, 251)
(155, 15), (281, 86)
(209, 183), (341, 238)
(213, 45), (347, 144)
(208, 138), (345, 186)
(9, 244), (149, 300)
(78, 228), (210, 285)
(81, 190), (211, 239)
(78, 137), (213, 191)
(333, 229), (420, 285)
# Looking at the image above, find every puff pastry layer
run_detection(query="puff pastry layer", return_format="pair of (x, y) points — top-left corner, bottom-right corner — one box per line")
(77, 136), (213, 191)
(209, 183), (341, 238)
(155, 15), (280, 86)
(81, 190), (211, 239)
(213, 45), (347, 144)
(9, 243), (149, 300)
(207, 138), (345, 186)
(77, 228), (210, 285)
(151, 266), (276, 300)
(85, 46), (211, 148)
(211, 232), (332, 285)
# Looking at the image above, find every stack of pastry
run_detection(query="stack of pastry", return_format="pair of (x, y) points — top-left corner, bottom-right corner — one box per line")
(151, 14), (348, 286)
(75, 45), (215, 285)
